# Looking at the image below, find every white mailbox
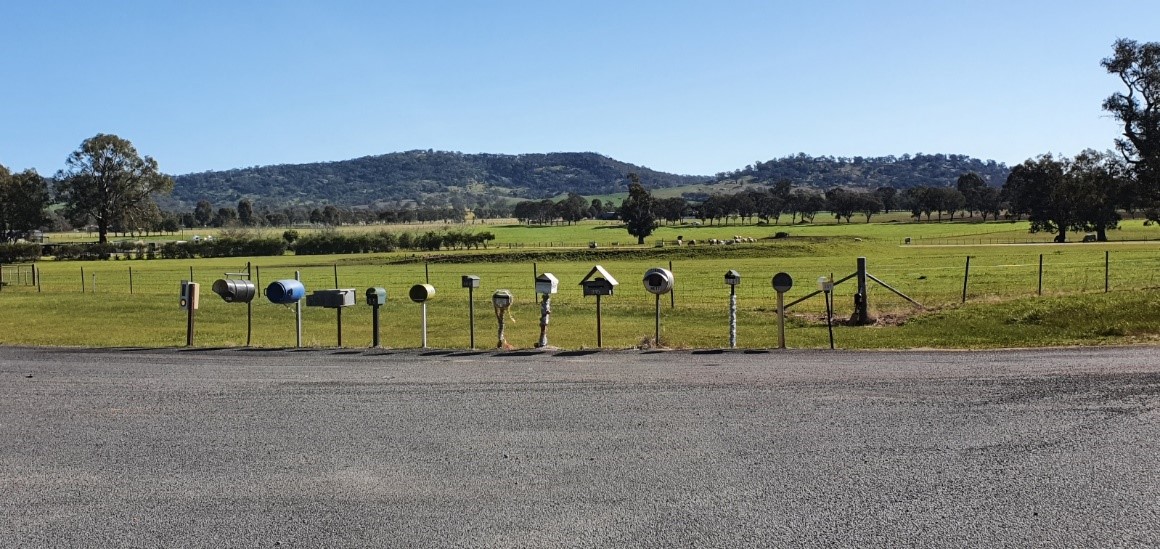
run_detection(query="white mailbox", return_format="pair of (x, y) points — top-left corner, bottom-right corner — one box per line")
(643, 268), (675, 295)
(492, 289), (513, 308)
(535, 273), (559, 295)
(818, 276), (834, 292)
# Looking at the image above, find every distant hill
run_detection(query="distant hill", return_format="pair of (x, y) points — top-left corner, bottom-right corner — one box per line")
(166, 150), (1009, 209)
(168, 151), (705, 209)
(712, 153), (1009, 190)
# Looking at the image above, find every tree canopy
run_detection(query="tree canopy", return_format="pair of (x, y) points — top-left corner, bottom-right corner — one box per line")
(55, 134), (174, 244)
(618, 173), (658, 244)
(0, 165), (50, 242)
(1103, 38), (1160, 202)
(1002, 151), (1128, 242)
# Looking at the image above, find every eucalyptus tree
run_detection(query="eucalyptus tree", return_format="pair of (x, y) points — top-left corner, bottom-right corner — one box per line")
(55, 134), (173, 244)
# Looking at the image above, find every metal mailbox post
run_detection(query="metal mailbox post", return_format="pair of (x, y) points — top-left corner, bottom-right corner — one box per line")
(366, 287), (387, 348)
(179, 280), (200, 347)
(642, 268), (675, 346)
(409, 284), (436, 348)
(212, 274), (257, 346)
(818, 276), (835, 350)
(265, 275), (307, 348)
(462, 275), (480, 349)
(305, 289), (357, 347)
(771, 272), (793, 349)
(580, 265), (618, 348)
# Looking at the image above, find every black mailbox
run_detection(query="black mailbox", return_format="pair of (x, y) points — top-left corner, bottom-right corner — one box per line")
(579, 265), (619, 296)
(461, 275), (480, 289)
(724, 270), (741, 286)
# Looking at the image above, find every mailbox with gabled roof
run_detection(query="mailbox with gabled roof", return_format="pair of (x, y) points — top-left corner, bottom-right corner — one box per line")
(580, 265), (619, 296)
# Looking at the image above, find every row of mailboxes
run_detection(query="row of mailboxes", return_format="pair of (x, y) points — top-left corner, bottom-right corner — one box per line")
(204, 267), (788, 307)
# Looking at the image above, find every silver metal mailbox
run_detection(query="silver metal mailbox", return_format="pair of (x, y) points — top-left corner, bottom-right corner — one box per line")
(643, 267), (674, 295)
(212, 278), (257, 303)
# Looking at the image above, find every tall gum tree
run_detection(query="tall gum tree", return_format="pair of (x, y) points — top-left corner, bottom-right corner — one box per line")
(618, 173), (657, 244)
(55, 134), (173, 244)
(1102, 39), (1160, 202)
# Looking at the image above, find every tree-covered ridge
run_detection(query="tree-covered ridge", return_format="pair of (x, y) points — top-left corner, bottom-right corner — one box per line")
(714, 153), (1010, 189)
(169, 150), (705, 208)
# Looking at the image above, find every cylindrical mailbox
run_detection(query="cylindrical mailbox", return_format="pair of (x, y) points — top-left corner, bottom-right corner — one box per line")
(213, 279), (257, 303)
(643, 268), (675, 295)
(266, 279), (306, 304)
(409, 283), (436, 303)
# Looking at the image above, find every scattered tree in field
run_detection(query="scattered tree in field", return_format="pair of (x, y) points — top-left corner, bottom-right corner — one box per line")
(556, 193), (589, 225)
(238, 199), (255, 226)
(1070, 149), (1130, 241)
(193, 200), (213, 227)
(1002, 154), (1084, 242)
(1103, 38), (1160, 203)
(55, 134), (173, 244)
(618, 173), (657, 244)
(956, 172), (989, 217)
(0, 165), (50, 241)
(656, 197), (688, 225)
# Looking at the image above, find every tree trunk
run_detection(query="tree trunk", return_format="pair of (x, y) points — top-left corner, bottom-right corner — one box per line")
(1054, 228), (1067, 243)
(637, 236), (645, 245)
(1097, 226), (1108, 241)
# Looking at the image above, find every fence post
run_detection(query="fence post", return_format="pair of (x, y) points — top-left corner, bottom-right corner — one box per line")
(961, 256), (971, 304)
(1105, 250), (1110, 293)
(669, 260), (676, 309)
(35, 264), (41, 293)
(81, 267), (85, 293)
(1038, 254), (1043, 296)
(425, 262), (430, 284)
(129, 266), (134, 294)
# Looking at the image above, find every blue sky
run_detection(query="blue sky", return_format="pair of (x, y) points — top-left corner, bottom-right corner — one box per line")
(2, 1), (1157, 177)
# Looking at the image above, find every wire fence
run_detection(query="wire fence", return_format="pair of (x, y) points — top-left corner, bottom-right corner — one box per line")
(6, 248), (1159, 316)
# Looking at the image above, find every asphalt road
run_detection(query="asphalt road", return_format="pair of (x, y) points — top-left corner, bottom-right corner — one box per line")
(2, 345), (1159, 548)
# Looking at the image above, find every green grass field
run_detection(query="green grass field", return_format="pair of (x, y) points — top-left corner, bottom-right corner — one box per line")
(3, 217), (1159, 350)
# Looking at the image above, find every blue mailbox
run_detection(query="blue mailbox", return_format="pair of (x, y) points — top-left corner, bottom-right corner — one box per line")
(266, 279), (306, 304)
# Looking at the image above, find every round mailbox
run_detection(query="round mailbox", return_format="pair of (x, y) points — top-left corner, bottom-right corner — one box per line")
(771, 272), (793, 293)
(212, 279), (257, 303)
(265, 279), (306, 304)
(409, 283), (436, 303)
(642, 267), (675, 295)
